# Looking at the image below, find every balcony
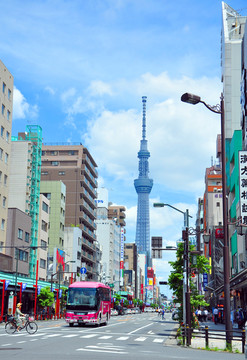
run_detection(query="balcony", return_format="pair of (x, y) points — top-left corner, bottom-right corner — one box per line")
(80, 213), (96, 231)
(81, 237), (96, 251)
(80, 199), (97, 218)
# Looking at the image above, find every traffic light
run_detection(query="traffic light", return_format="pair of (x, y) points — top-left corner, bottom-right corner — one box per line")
(159, 281), (168, 285)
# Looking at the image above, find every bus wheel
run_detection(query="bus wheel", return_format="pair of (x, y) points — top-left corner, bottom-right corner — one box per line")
(96, 315), (101, 327)
(103, 313), (108, 326)
(69, 323), (74, 327)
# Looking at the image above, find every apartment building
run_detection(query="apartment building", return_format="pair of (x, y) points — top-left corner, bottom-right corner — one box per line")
(0, 60), (13, 252)
(41, 144), (98, 280)
(40, 180), (66, 275)
(8, 126), (42, 278)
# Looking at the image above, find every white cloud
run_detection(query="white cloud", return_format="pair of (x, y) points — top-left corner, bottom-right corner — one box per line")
(88, 80), (113, 96)
(45, 86), (55, 95)
(13, 87), (38, 120)
(83, 72), (221, 197)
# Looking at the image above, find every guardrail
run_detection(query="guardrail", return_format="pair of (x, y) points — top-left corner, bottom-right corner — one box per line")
(181, 325), (245, 353)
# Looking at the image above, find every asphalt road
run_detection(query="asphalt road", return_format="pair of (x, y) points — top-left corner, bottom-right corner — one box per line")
(0, 312), (244, 360)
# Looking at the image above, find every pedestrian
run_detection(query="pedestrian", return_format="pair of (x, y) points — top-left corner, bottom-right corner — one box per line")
(203, 309), (208, 322)
(162, 309), (165, 320)
(197, 308), (202, 322)
(213, 306), (219, 325)
(15, 303), (26, 331)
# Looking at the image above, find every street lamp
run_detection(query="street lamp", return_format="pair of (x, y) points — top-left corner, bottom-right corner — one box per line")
(153, 202), (191, 335)
(181, 92), (231, 346)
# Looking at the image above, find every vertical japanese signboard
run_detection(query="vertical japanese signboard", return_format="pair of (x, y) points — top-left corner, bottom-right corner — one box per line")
(239, 151), (247, 225)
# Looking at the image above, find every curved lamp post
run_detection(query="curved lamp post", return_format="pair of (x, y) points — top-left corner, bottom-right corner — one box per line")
(181, 92), (231, 346)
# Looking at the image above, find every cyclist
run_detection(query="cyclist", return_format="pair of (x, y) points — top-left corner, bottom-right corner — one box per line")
(15, 303), (26, 331)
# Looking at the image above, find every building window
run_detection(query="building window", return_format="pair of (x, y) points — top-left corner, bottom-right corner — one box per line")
(4, 175), (7, 185)
(6, 131), (9, 142)
(40, 259), (46, 269)
(25, 232), (30, 242)
(18, 228), (23, 239)
(5, 153), (8, 164)
(50, 151), (58, 156)
(2, 82), (6, 93)
(2, 104), (5, 116)
(41, 220), (48, 232)
(0, 148), (3, 160)
(58, 171), (65, 175)
(1, 219), (5, 230)
(2, 196), (6, 207)
(18, 250), (28, 262)
(7, 110), (10, 121)
(42, 201), (49, 213)
(216, 202), (220, 207)
(0, 171), (2, 182)
(1, 126), (4, 137)
(41, 240), (47, 249)
(41, 171), (48, 175)
(51, 161), (59, 166)
(8, 89), (11, 100)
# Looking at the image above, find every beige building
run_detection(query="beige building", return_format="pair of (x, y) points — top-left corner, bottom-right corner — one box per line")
(41, 144), (98, 280)
(8, 141), (33, 213)
(0, 60), (13, 252)
(108, 205), (126, 227)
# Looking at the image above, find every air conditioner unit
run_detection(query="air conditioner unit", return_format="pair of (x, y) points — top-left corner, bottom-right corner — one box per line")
(213, 188), (217, 192)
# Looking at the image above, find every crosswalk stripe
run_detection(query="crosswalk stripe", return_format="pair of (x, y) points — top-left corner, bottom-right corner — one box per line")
(116, 336), (129, 340)
(45, 334), (60, 337)
(135, 337), (146, 341)
(98, 335), (113, 339)
(62, 334), (78, 338)
(80, 334), (97, 338)
(153, 338), (163, 343)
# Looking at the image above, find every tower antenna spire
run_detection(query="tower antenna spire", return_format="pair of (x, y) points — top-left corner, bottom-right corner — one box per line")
(142, 96), (147, 140)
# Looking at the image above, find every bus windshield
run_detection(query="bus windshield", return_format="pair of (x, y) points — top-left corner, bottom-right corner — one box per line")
(67, 287), (98, 308)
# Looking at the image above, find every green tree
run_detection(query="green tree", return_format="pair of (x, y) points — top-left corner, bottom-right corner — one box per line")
(168, 242), (211, 327)
(37, 287), (54, 308)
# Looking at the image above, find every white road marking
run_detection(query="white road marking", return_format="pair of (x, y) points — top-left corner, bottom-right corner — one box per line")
(44, 334), (60, 337)
(30, 339), (38, 342)
(128, 322), (154, 334)
(153, 338), (163, 343)
(80, 334), (97, 338)
(116, 336), (129, 340)
(77, 344), (127, 354)
(1, 343), (12, 347)
(135, 337), (146, 342)
(62, 334), (78, 338)
(17, 341), (26, 344)
(98, 335), (113, 339)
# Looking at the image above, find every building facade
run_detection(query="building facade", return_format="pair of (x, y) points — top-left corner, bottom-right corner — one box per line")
(0, 60), (13, 252)
(41, 144), (98, 280)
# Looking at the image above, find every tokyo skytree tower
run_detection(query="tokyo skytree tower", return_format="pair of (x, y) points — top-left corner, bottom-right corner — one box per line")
(134, 96), (153, 255)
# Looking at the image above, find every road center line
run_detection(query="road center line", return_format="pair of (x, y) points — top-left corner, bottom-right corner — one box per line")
(127, 322), (154, 335)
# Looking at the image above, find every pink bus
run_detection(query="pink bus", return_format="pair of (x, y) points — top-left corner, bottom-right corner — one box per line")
(65, 281), (111, 327)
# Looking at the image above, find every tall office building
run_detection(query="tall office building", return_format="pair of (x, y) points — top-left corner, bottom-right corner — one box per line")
(41, 144), (98, 280)
(0, 60), (13, 252)
(134, 97), (153, 258)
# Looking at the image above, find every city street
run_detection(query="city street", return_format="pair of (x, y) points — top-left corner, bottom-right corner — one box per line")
(0, 312), (244, 360)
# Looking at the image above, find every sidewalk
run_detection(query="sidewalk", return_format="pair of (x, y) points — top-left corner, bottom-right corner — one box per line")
(189, 320), (244, 353)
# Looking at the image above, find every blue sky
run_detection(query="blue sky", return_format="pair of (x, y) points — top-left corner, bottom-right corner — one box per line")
(2, 0), (247, 297)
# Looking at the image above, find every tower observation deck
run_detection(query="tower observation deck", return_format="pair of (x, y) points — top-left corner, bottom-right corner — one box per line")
(134, 96), (153, 255)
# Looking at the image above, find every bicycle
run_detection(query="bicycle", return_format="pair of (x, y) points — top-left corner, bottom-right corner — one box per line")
(5, 314), (38, 335)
